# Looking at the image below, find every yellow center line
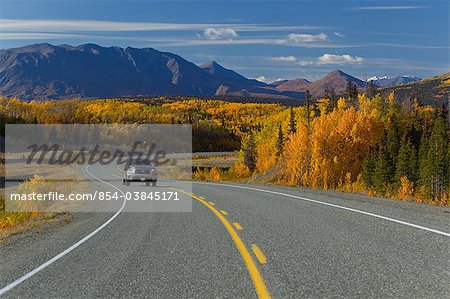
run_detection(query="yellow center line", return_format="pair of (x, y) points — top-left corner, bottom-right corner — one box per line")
(233, 222), (243, 231)
(209, 201), (215, 206)
(175, 189), (271, 299)
(251, 244), (268, 265)
(220, 210), (228, 216)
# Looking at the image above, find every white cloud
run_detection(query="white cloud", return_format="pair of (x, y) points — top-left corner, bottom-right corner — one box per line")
(286, 32), (328, 43)
(334, 32), (345, 38)
(317, 54), (364, 65)
(353, 6), (424, 10)
(270, 54), (364, 66)
(269, 56), (297, 62)
(0, 32), (87, 40)
(0, 19), (359, 49)
(144, 38), (354, 48)
(202, 28), (238, 40)
(0, 19), (321, 33)
(298, 60), (314, 66)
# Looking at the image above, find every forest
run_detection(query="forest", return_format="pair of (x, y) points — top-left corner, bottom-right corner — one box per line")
(235, 93), (449, 205)
(0, 89), (449, 220)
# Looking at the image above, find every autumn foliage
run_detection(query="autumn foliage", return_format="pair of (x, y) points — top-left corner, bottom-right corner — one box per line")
(238, 93), (449, 205)
(0, 92), (449, 208)
(279, 106), (384, 189)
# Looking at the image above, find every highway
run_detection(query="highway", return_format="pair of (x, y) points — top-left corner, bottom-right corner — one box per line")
(0, 163), (449, 298)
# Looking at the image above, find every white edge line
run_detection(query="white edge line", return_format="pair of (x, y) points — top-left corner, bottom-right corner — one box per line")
(189, 181), (450, 238)
(0, 165), (127, 296)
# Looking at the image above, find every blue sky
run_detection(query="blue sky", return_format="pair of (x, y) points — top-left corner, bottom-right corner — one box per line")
(0, 0), (448, 82)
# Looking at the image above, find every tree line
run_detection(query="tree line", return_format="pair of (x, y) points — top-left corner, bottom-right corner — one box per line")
(0, 92), (448, 205)
(237, 91), (449, 204)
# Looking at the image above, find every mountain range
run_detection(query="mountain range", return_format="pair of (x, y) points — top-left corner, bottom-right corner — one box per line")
(0, 43), (441, 101)
(379, 73), (449, 105)
(367, 75), (422, 87)
(274, 70), (370, 97)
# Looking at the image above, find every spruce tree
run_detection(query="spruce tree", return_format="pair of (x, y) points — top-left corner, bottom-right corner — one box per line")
(345, 81), (353, 100)
(385, 119), (400, 178)
(395, 136), (417, 183)
(361, 149), (376, 187)
(426, 118), (448, 199)
(346, 81), (358, 107)
(408, 142), (418, 183)
(305, 90), (311, 126)
(395, 136), (409, 181)
(242, 133), (256, 172)
(276, 124), (284, 158)
(288, 107), (297, 134)
(373, 145), (391, 193)
(368, 80), (376, 99)
(417, 133), (430, 191)
(330, 88), (337, 109)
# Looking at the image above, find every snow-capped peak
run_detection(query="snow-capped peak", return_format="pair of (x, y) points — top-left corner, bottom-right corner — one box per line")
(366, 76), (388, 82)
(366, 75), (420, 82)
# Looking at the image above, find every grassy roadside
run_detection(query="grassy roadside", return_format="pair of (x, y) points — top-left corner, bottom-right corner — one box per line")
(192, 160), (450, 206)
(0, 164), (86, 239)
(0, 210), (71, 243)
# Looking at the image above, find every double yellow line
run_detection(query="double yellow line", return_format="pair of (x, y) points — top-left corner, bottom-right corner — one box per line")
(176, 189), (271, 299)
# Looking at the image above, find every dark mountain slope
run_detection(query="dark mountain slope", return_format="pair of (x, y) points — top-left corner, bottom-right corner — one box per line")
(379, 73), (450, 105)
(276, 78), (310, 91)
(0, 43), (217, 98)
(199, 61), (266, 88)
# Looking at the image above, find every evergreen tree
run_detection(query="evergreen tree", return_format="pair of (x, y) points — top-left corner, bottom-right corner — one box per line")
(373, 146), (391, 193)
(438, 102), (448, 122)
(447, 143), (450, 191)
(395, 136), (417, 183)
(276, 124), (284, 158)
(408, 142), (418, 183)
(385, 118), (400, 179)
(346, 81), (358, 107)
(242, 133), (257, 172)
(417, 132), (430, 189)
(330, 88), (337, 109)
(361, 149), (376, 187)
(305, 90), (311, 125)
(426, 118), (448, 199)
(288, 107), (297, 134)
(345, 80), (353, 100)
(368, 80), (376, 99)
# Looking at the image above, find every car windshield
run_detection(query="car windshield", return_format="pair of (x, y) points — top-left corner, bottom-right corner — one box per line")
(126, 163), (154, 169)
(133, 165), (154, 170)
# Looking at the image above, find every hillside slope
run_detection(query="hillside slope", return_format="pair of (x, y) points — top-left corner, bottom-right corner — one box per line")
(379, 73), (450, 105)
(275, 70), (369, 97)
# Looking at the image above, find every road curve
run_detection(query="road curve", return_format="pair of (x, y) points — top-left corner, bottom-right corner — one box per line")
(0, 163), (449, 298)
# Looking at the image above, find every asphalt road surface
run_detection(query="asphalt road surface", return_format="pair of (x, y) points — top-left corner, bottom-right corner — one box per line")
(1, 163), (449, 298)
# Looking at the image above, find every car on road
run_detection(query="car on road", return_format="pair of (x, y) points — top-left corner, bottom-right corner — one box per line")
(122, 163), (157, 186)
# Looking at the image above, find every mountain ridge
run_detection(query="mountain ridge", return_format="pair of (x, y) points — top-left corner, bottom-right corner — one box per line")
(275, 69), (369, 97)
(366, 75), (422, 87)
(0, 43), (443, 102)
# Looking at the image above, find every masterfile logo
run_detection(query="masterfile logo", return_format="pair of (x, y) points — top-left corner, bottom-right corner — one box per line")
(4, 124), (193, 213)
